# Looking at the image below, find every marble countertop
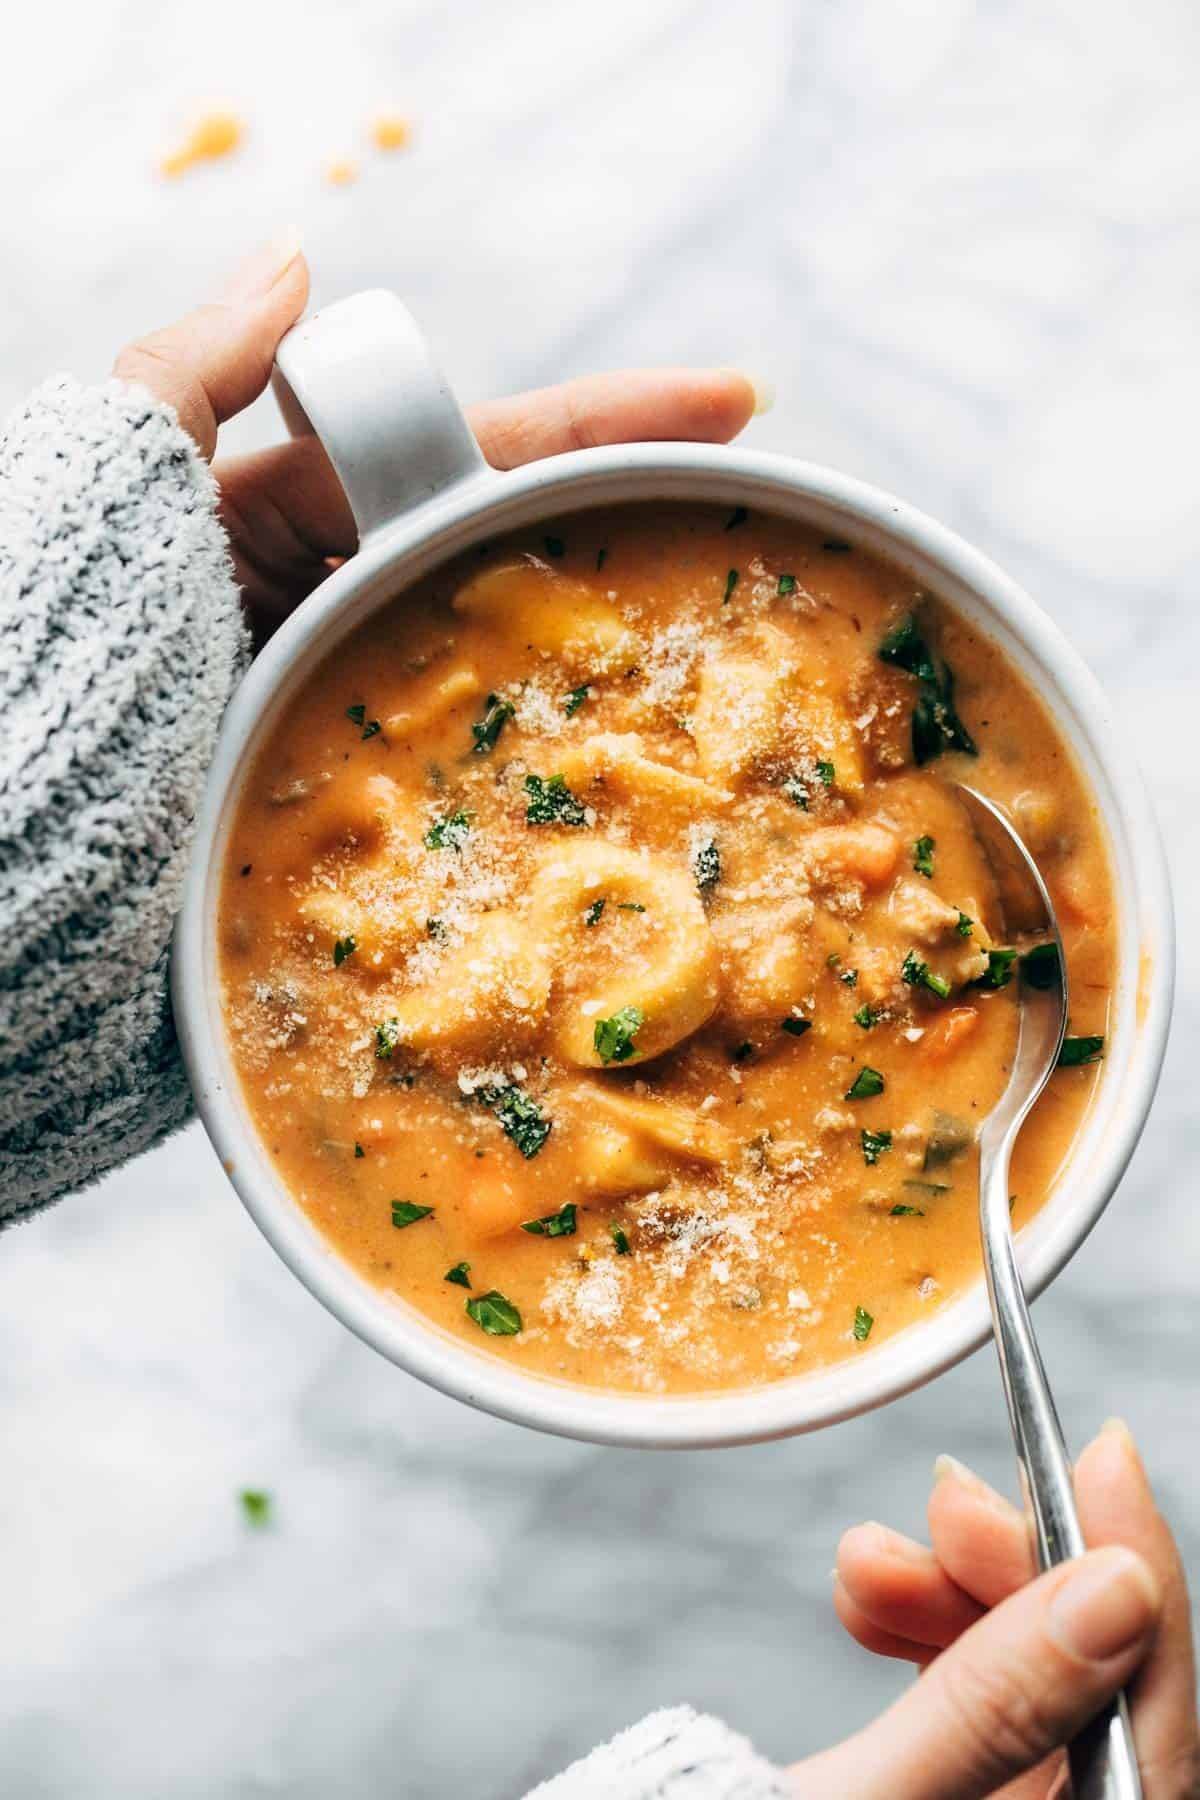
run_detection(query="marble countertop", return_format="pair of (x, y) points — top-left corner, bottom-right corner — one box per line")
(2, 0), (1198, 1793)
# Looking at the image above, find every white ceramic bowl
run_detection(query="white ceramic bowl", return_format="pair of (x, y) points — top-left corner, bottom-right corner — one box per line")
(173, 291), (1174, 1449)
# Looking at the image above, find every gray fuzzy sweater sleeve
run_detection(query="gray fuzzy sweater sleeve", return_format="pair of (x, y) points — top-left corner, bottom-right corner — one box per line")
(522, 1707), (791, 1800)
(0, 375), (247, 1225)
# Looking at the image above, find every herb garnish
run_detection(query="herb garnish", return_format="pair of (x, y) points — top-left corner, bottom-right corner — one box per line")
(846, 1067), (885, 1101)
(391, 1200), (434, 1228)
(596, 548), (608, 571)
(840, 967), (859, 988)
(611, 1224), (631, 1255)
(853, 1305), (874, 1341)
(584, 898), (606, 927)
(878, 614), (977, 764)
(239, 1489), (271, 1527)
(478, 1084), (552, 1158)
(521, 1203), (577, 1238)
(426, 917), (447, 940)
(731, 1041), (754, 1064)
(778, 573), (797, 596)
(978, 947), (1017, 989)
(956, 911), (974, 937)
(333, 935), (357, 967)
(346, 703), (366, 726)
(692, 836), (721, 892)
(375, 1018), (402, 1059)
(471, 692), (515, 754)
(890, 1204), (924, 1217)
(617, 900), (646, 913)
(524, 772), (588, 826)
(823, 539), (852, 554)
(854, 1003), (882, 1029)
(594, 1006), (644, 1064)
(1058, 1035), (1104, 1068)
(360, 718), (382, 741)
(816, 760), (836, 787)
(444, 1262), (472, 1287)
(424, 810), (472, 851)
(543, 534), (566, 558)
(563, 683), (591, 717)
(902, 950), (951, 999)
(1021, 943), (1062, 990)
(781, 1015), (812, 1039)
(783, 776), (810, 810)
(725, 505), (748, 531)
(923, 1112), (972, 1170)
(722, 568), (740, 605)
(466, 1290), (522, 1335)
(354, 1142), (365, 1158)
(913, 835), (935, 879)
(861, 1127), (893, 1166)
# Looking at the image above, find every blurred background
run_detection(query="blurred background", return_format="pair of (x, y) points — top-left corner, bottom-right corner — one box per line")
(2, 0), (1198, 1793)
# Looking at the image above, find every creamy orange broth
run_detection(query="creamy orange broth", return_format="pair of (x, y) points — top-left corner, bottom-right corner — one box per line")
(219, 504), (1115, 1395)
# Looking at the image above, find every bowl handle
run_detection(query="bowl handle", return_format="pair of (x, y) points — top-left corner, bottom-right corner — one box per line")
(271, 289), (491, 544)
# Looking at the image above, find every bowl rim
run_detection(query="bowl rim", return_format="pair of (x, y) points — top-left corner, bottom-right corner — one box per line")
(172, 441), (1175, 1449)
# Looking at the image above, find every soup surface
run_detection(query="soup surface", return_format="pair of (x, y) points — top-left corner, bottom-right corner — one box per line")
(220, 503), (1114, 1394)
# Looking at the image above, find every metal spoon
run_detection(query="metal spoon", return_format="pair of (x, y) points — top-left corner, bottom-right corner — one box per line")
(957, 785), (1141, 1800)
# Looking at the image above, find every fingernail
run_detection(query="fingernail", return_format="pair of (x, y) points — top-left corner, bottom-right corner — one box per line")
(1101, 1416), (1136, 1449)
(1049, 1547), (1159, 1662)
(746, 373), (774, 416)
(221, 230), (303, 304)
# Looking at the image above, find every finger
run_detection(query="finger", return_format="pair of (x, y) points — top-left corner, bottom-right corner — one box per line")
(832, 1572), (938, 1666)
(468, 367), (761, 468)
(217, 366), (763, 634)
(215, 435), (356, 627)
(804, 1544), (1161, 1800)
(113, 234), (308, 458)
(1075, 1421), (1200, 1798)
(927, 1454), (1036, 1608)
(836, 1521), (986, 1655)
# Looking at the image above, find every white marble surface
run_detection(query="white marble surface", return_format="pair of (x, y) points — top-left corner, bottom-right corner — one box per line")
(2, 0), (1198, 1793)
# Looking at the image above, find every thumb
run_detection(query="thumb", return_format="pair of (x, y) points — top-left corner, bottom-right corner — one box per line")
(809, 1546), (1159, 1800)
(113, 234), (308, 458)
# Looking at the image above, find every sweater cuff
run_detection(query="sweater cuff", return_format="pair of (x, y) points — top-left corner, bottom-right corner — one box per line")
(521, 1707), (791, 1800)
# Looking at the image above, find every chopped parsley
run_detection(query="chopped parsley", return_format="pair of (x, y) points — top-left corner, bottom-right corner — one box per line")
(1021, 942), (1062, 990)
(923, 1112), (972, 1170)
(524, 772), (587, 826)
(332, 935), (357, 967)
(722, 567), (740, 605)
(861, 1127), (893, 1166)
(978, 947), (1017, 990)
(854, 1003), (882, 1029)
(617, 900), (646, 913)
(826, 952), (842, 968)
(846, 1066), (885, 1101)
(478, 1084), (552, 1158)
(345, 703), (366, 726)
(878, 614), (977, 764)
(956, 911), (974, 937)
(466, 1290), (522, 1336)
(391, 1200), (433, 1228)
(912, 835), (936, 879)
(905, 1177), (952, 1197)
(584, 897), (606, 927)
(360, 718), (382, 741)
(1058, 1034), (1104, 1068)
(611, 1224), (631, 1255)
(239, 1489), (271, 1527)
(354, 1142), (365, 1158)
(783, 776), (810, 810)
(375, 1018), (402, 1059)
(444, 1262), (472, 1288)
(596, 547), (608, 570)
(543, 534), (566, 558)
(426, 917), (447, 940)
(471, 692), (515, 754)
(724, 505), (748, 531)
(778, 573), (797, 596)
(816, 760), (836, 787)
(594, 1005), (644, 1064)
(890, 1204), (924, 1217)
(823, 538), (852, 554)
(852, 1305), (874, 1341)
(840, 967), (860, 988)
(563, 683), (591, 717)
(781, 1015), (812, 1039)
(424, 809), (472, 851)
(692, 836), (721, 892)
(730, 1041), (754, 1064)
(521, 1203), (577, 1238)
(902, 950), (951, 999)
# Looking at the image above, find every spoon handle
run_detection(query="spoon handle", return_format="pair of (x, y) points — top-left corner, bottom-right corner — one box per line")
(980, 1143), (1143, 1799)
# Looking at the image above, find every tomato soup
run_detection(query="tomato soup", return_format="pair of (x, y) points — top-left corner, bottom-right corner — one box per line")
(218, 503), (1114, 1394)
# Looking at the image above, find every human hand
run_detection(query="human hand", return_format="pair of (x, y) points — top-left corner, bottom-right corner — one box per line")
(791, 1421), (1198, 1798)
(113, 236), (760, 640)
